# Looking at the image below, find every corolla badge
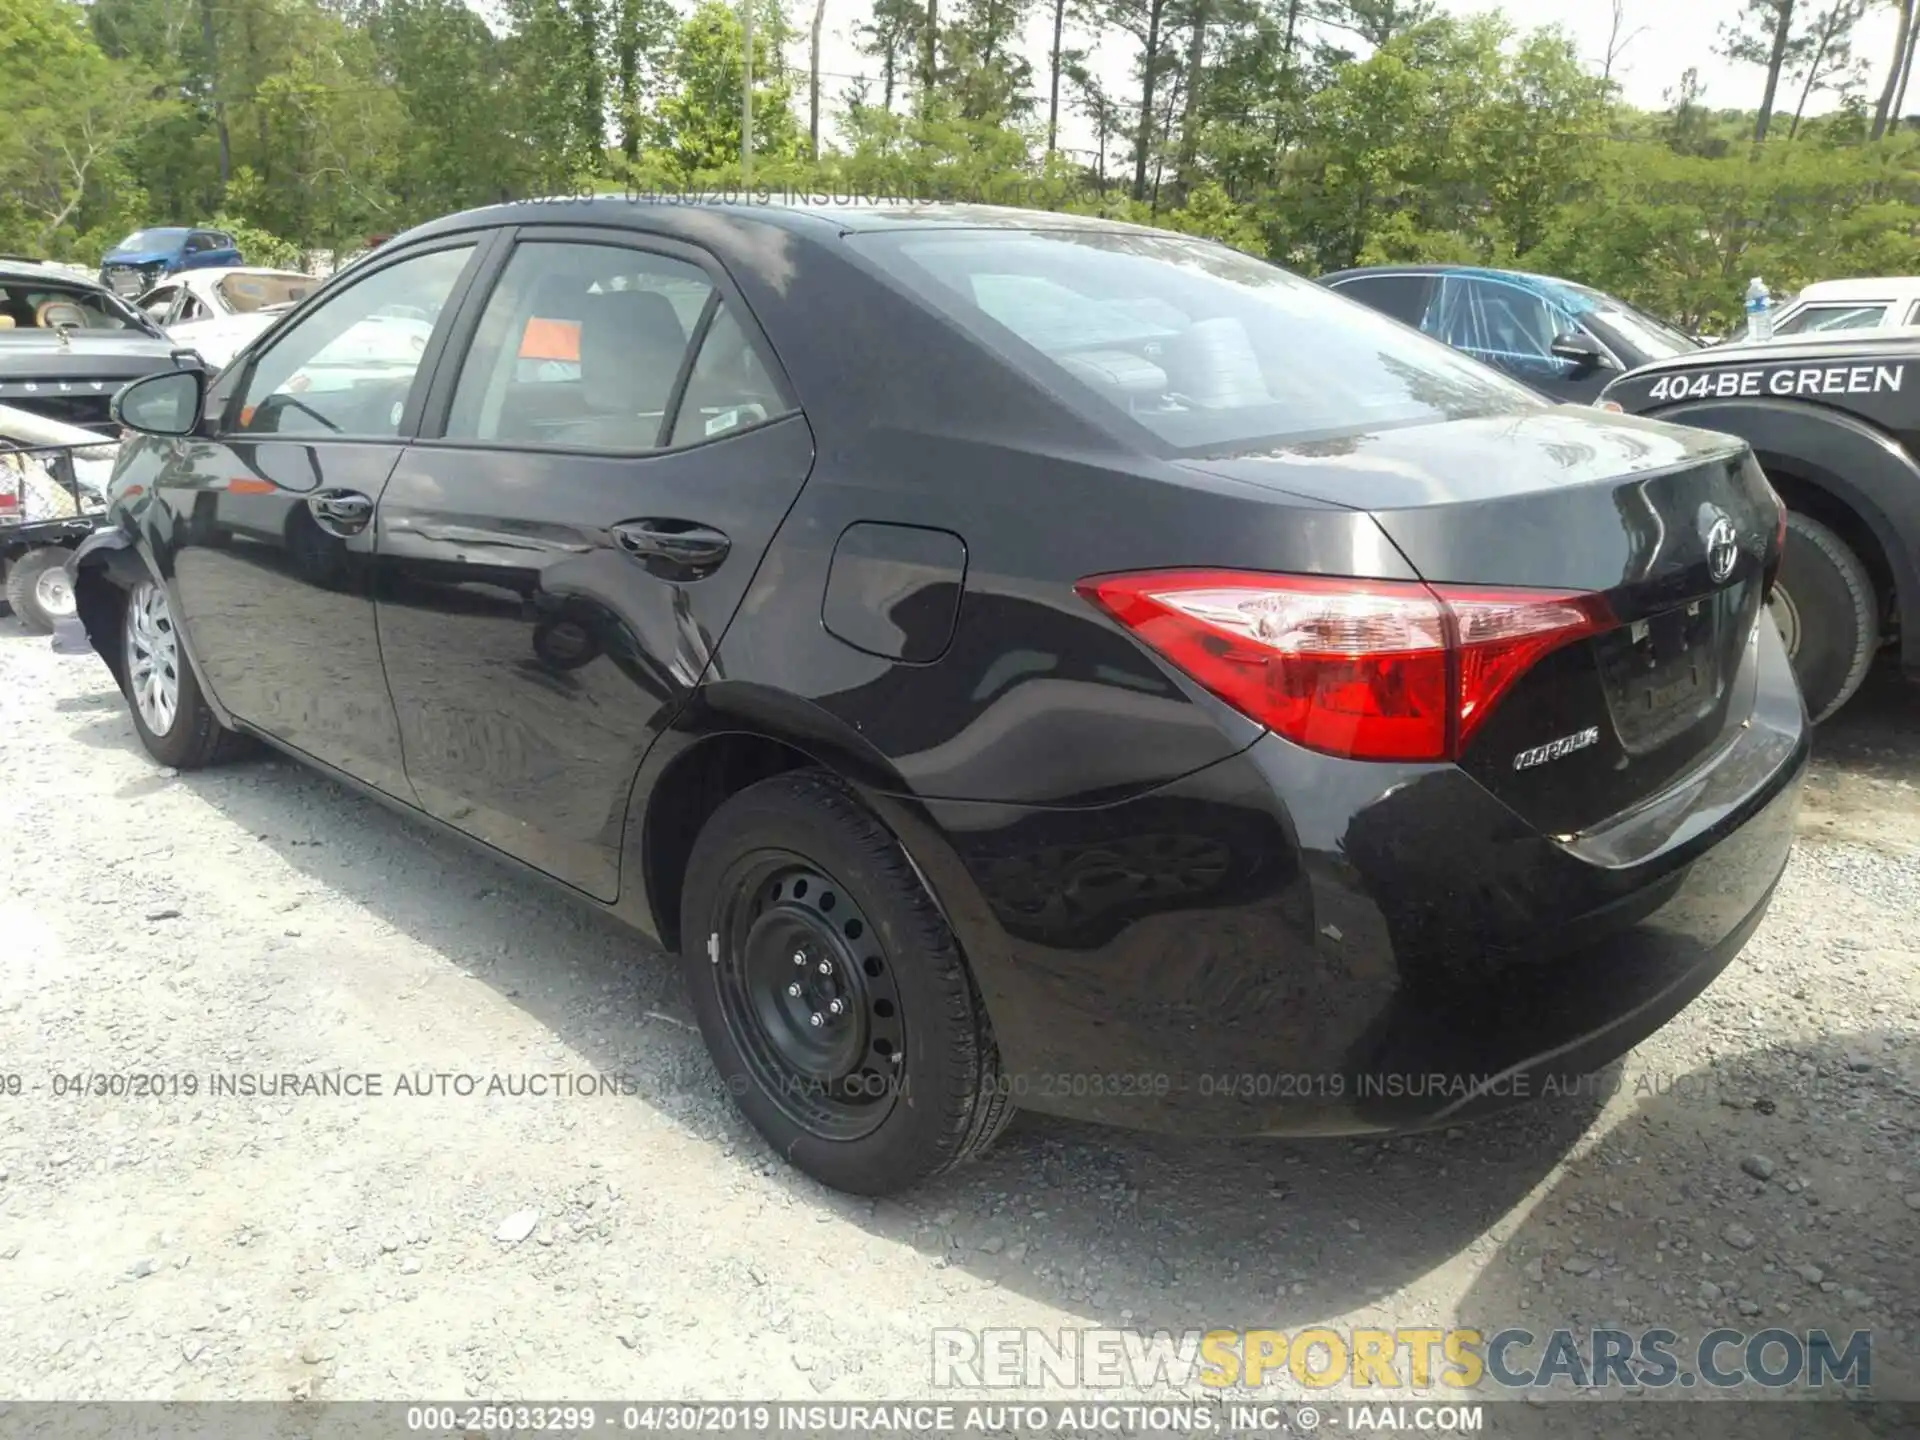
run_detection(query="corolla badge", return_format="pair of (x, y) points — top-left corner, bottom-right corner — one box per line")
(1514, 726), (1600, 771)
(1704, 512), (1739, 583)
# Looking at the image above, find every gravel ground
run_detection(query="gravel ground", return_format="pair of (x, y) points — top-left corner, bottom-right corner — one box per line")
(0, 626), (1914, 1415)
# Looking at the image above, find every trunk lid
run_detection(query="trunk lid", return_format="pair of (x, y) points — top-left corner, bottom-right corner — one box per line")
(0, 336), (178, 435)
(1182, 409), (1781, 833)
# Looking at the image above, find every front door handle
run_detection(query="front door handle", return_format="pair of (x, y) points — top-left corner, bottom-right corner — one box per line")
(308, 488), (372, 537)
(611, 519), (731, 577)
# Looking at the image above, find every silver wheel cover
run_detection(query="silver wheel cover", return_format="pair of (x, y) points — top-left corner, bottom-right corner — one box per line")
(125, 579), (181, 737)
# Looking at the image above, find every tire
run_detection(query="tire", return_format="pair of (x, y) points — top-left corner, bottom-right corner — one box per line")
(119, 575), (246, 769)
(4, 547), (75, 635)
(680, 770), (1013, 1195)
(1771, 511), (1877, 723)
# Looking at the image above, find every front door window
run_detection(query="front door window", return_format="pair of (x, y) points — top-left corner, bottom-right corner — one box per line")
(231, 245), (474, 438)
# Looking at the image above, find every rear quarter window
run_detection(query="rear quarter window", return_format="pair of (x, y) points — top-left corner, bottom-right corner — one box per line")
(851, 230), (1540, 453)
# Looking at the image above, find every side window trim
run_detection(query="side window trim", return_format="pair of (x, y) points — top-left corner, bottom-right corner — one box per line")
(414, 223), (797, 450)
(214, 231), (501, 440)
(655, 287), (722, 449)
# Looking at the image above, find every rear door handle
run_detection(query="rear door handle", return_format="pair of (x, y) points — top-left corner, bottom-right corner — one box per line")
(611, 519), (731, 577)
(308, 488), (372, 536)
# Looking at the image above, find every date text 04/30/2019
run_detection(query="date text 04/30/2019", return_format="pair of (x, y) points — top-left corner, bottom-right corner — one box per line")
(399, 1403), (1422, 1434)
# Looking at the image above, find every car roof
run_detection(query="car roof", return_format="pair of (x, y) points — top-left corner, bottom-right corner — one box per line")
(0, 257), (110, 290)
(1319, 263), (1599, 292)
(399, 196), (1185, 247)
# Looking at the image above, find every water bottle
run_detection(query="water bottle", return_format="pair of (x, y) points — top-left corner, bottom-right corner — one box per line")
(1745, 278), (1773, 342)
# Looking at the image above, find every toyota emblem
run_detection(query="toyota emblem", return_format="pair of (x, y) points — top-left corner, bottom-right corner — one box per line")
(1706, 515), (1739, 583)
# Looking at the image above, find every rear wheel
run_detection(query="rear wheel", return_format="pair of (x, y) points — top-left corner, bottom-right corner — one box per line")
(121, 576), (245, 768)
(4, 547), (75, 634)
(1771, 511), (1876, 723)
(680, 770), (1012, 1195)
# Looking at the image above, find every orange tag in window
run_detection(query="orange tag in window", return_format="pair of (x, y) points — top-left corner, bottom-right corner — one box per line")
(519, 317), (581, 362)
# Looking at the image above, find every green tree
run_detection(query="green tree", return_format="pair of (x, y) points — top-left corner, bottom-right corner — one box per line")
(652, 0), (804, 181)
(1718, 0), (1802, 144)
(0, 0), (172, 254)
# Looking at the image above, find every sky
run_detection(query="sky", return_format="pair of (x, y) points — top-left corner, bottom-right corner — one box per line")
(778, 0), (1905, 163)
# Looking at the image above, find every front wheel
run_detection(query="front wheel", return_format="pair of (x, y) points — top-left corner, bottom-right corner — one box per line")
(1771, 511), (1877, 723)
(3, 547), (76, 634)
(680, 770), (1012, 1195)
(120, 576), (246, 768)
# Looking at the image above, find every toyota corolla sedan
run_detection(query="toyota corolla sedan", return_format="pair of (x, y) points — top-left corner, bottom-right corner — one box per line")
(63, 201), (1806, 1195)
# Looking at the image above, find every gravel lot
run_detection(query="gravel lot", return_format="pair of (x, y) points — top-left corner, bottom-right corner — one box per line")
(0, 625), (1914, 1414)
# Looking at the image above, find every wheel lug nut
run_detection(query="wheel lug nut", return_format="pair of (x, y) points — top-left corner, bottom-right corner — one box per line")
(809, 1012), (823, 1027)
(792, 951), (806, 966)
(787, 983), (802, 997)
(817, 961), (831, 975)
(828, 998), (844, 1016)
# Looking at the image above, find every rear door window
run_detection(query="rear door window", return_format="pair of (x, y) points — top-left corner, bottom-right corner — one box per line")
(668, 304), (790, 445)
(443, 240), (729, 451)
(1327, 273), (1435, 327)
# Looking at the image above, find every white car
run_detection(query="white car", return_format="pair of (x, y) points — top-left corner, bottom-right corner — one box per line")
(1769, 277), (1920, 337)
(133, 267), (317, 365)
(166, 303), (294, 370)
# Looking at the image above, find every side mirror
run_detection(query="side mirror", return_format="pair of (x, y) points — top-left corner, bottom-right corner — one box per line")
(1550, 333), (1612, 374)
(112, 368), (205, 437)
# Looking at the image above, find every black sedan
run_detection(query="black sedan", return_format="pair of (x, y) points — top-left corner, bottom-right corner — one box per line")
(66, 202), (1805, 1195)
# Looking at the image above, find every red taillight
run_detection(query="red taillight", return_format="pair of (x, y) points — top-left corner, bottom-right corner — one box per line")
(1077, 570), (1612, 763)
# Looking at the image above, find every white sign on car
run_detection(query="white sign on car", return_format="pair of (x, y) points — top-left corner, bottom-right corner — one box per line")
(1642, 363), (1906, 402)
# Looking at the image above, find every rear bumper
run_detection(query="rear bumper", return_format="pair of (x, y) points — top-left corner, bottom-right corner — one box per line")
(889, 619), (1809, 1137)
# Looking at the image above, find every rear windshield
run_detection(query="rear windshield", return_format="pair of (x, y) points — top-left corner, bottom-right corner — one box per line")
(849, 228), (1542, 451)
(217, 272), (314, 312)
(0, 280), (156, 336)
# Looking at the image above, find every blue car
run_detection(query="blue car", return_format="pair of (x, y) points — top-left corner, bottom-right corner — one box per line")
(98, 227), (243, 302)
(1319, 264), (1702, 403)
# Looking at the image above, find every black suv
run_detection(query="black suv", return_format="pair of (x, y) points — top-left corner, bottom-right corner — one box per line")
(1320, 264), (1702, 404)
(0, 256), (183, 434)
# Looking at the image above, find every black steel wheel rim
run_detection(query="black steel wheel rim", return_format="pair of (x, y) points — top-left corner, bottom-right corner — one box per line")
(713, 851), (906, 1141)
